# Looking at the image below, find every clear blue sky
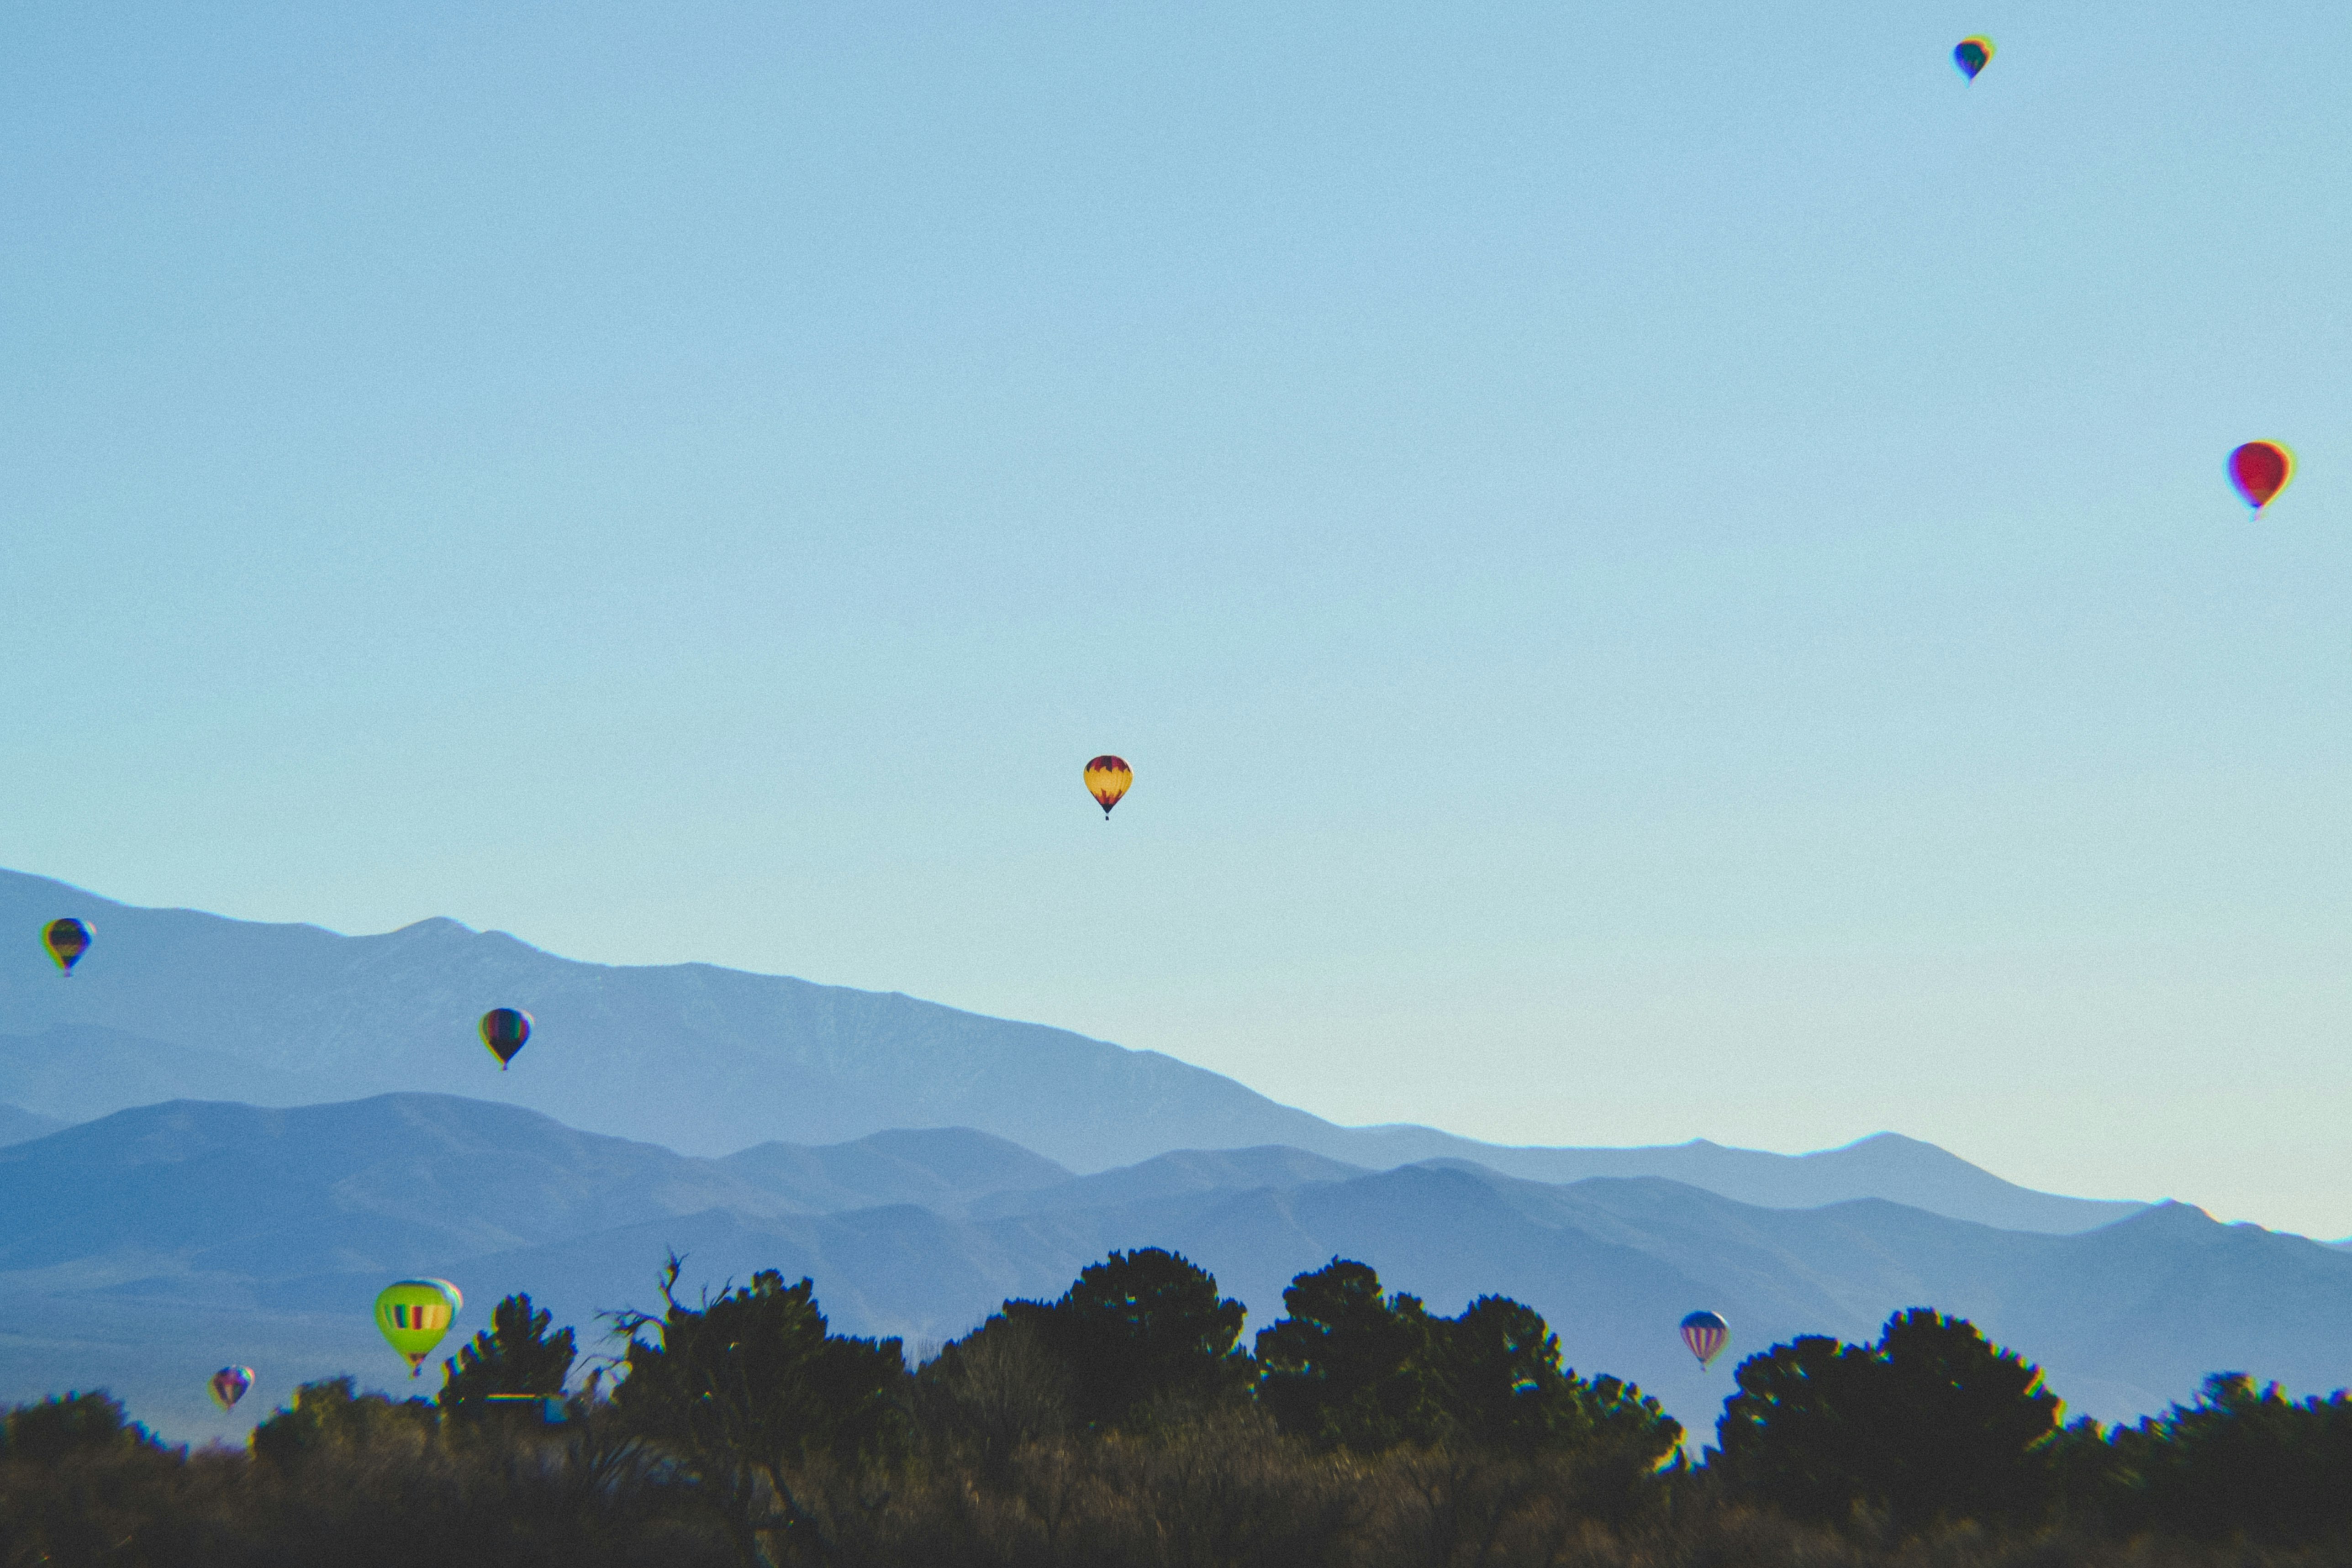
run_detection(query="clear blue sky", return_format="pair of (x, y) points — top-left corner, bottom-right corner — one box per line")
(5, 2), (2349, 1232)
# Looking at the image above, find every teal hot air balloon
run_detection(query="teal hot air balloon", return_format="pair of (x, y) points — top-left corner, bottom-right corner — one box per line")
(479, 1009), (532, 1070)
(1953, 37), (1993, 80)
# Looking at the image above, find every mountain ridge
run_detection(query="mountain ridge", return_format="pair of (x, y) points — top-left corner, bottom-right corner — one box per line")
(0, 1092), (2333, 1447)
(0, 868), (2139, 1233)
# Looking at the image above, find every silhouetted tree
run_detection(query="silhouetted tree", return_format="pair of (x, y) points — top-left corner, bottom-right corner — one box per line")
(1256, 1258), (1446, 1451)
(1433, 1295), (1682, 1466)
(1008, 1246), (1250, 1429)
(913, 1310), (1070, 1481)
(0, 1390), (158, 1464)
(2097, 1373), (2352, 1546)
(1712, 1308), (2062, 1532)
(1873, 1307), (2062, 1526)
(250, 1377), (438, 1468)
(612, 1258), (909, 1565)
(440, 1291), (577, 1420)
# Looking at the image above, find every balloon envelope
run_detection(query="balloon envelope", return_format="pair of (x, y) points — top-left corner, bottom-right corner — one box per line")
(480, 1008), (533, 1069)
(209, 1366), (253, 1411)
(1953, 37), (1992, 79)
(2229, 442), (2295, 510)
(43, 917), (92, 974)
(1085, 756), (1134, 818)
(375, 1279), (464, 1377)
(1680, 1310), (1730, 1368)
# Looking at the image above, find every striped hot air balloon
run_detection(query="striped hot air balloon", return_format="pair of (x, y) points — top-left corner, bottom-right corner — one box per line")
(1680, 1310), (1730, 1368)
(1085, 756), (1133, 819)
(480, 1008), (533, 1069)
(376, 1279), (464, 1377)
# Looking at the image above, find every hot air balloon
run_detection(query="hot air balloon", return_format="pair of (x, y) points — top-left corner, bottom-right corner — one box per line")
(1953, 37), (1993, 79)
(1680, 1310), (1730, 1368)
(43, 917), (92, 975)
(480, 1008), (533, 1070)
(1085, 756), (1133, 819)
(209, 1366), (253, 1411)
(2229, 442), (2295, 512)
(376, 1279), (464, 1378)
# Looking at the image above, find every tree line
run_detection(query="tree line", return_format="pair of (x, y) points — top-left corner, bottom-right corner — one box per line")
(1, 1247), (2346, 1567)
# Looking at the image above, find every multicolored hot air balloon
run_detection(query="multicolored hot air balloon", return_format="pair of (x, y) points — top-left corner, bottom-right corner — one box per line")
(1953, 37), (1993, 80)
(209, 1366), (254, 1411)
(2229, 442), (2295, 513)
(480, 1008), (533, 1070)
(43, 917), (92, 975)
(1085, 756), (1133, 819)
(1680, 1310), (1730, 1368)
(375, 1279), (464, 1377)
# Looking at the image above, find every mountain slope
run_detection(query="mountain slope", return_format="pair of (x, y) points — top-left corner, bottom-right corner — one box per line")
(720, 1128), (1074, 1212)
(0, 1094), (793, 1281)
(0, 869), (2138, 1231)
(0, 1026), (339, 1121)
(0, 1104), (65, 1147)
(0, 869), (1341, 1168)
(0, 1094), (2330, 1447)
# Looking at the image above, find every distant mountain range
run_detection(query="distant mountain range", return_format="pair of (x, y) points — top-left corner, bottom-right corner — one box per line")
(0, 869), (2138, 1233)
(0, 1102), (64, 1146)
(0, 1093), (2342, 1450)
(3, 866), (2312, 1451)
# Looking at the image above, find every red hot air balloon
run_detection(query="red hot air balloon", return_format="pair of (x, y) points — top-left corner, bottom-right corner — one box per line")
(1680, 1310), (1730, 1368)
(2229, 442), (2295, 512)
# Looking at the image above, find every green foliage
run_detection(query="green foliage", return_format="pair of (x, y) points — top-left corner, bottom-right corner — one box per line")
(249, 1376), (438, 1468)
(1256, 1262), (1682, 1468)
(1712, 1308), (2064, 1531)
(1007, 1246), (1251, 1429)
(1434, 1294), (1682, 1467)
(4, 1261), (2347, 1565)
(1256, 1258), (1446, 1452)
(914, 1310), (1071, 1480)
(2093, 1373), (2352, 1546)
(612, 1258), (909, 1562)
(439, 1291), (577, 1419)
(0, 1389), (159, 1464)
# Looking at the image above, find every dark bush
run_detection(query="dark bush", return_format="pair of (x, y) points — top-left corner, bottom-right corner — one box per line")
(2095, 1373), (2352, 1547)
(3, 1265), (2347, 1567)
(1711, 1308), (2064, 1533)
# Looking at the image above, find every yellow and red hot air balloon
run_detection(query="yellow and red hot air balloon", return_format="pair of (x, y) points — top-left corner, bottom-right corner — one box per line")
(1085, 756), (1133, 820)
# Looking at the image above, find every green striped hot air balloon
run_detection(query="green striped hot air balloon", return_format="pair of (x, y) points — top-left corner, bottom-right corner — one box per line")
(375, 1279), (464, 1377)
